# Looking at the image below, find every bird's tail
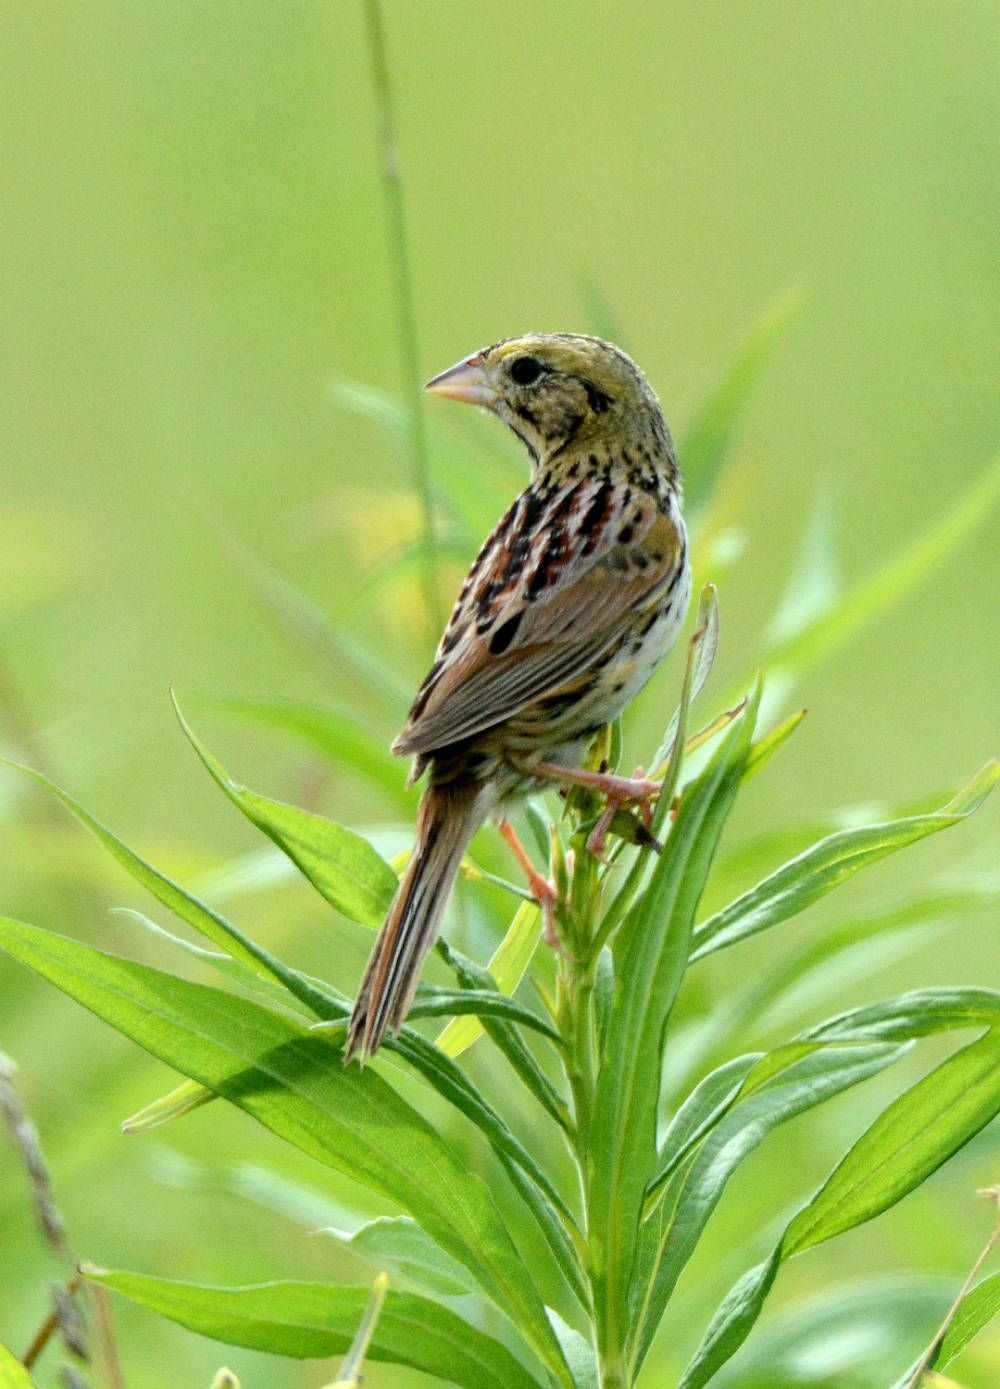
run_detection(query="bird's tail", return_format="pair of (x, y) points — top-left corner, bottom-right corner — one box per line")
(344, 780), (485, 1063)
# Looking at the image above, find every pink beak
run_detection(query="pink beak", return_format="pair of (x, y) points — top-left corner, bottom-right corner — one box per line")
(423, 354), (496, 406)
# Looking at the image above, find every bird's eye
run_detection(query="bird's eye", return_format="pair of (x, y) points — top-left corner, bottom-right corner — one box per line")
(509, 356), (544, 386)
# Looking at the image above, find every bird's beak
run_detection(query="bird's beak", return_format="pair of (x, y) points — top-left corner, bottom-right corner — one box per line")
(423, 354), (495, 406)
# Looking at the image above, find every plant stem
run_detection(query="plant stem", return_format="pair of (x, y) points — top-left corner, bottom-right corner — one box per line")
(361, 0), (442, 641)
(554, 836), (636, 1388)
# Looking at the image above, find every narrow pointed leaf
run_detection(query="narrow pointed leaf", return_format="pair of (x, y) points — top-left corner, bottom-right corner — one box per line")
(720, 449), (1000, 703)
(112, 908), (310, 1014)
(692, 763), (1000, 960)
(936, 1269), (1000, 1367)
(86, 1270), (546, 1389)
(122, 1078), (215, 1133)
(801, 987), (1000, 1045)
(682, 286), (804, 511)
(173, 695), (399, 929)
(634, 1042), (906, 1371)
(741, 709), (806, 782)
(0, 759), (286, 984)
(889, 1270), (1000, 1389)
(0, 920), (571, 1385)
(548, 1309), (599, 1389)
(320, 1216), (474, 1297)
(407, 984), (558, 1039)
(589, 690), (759, 1369)
(5, 766), (578, 1286)
(678, 1248), (783, 1389)
(679, 1020), (1000, 1386)
(436, 901), (542, 1057)
(193, 696), (411, 809)
(785, 1030), (1000, 1256)
(436, 940), (570, 1133)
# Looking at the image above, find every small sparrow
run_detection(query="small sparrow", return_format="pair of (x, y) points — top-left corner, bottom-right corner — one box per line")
(345, 335), (691, 1061)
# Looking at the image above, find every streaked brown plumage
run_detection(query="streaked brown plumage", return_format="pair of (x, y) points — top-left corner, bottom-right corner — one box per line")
(345, 334), (691, 1062)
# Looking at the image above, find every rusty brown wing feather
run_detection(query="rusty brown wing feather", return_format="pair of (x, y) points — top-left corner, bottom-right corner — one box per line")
(394, 475), (682, 757)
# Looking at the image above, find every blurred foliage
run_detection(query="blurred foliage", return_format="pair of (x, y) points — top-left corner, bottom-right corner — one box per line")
(1, 2), (998, 1387)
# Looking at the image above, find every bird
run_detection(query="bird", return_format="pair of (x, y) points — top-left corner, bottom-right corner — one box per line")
(344, 334), (691, 1062)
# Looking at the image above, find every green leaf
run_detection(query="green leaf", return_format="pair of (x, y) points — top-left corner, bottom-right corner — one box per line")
(690, 888), (1000, 1085)
(320, 1216), (474, 1297)
(765, 486), (840, 643)
(741, 709), (806, 782)
(86, 1270), (546, 1389)
(192, 696), (411, 810)
(218, 521), (413, 708)
(937, 1268), (1000, 1366)
(380, 978), (588, 1314)
(718, 1277), (947, 1388)
(692, 762), (1000, 960)
(548, 1308), (599, 1389)
(435, 940), (571, 1133)
(738, 448), (1000, 697)
(801, 987), (1000, 1045)
(588, 689), (759, 1372)
(4, 765), (578, 1298)
(889, 1269), (1000, 1388)
(172, 694), (399, 929)
(122, 1078), (216, 1133)
(786, 1030), (1000, 1256)
(0, 1343), (36, 1389)
(0, 920), (572, 1386)
(0, 759), (290, 986)
(408, 983), (558, 1039)
(648, 1053), (760, 1196)
(682, 285), (804, 512)
(436, 901), (542, 1057)
(678, 1248), (783, 1389)
(112, 908), (312, 1015)
(634, 1041), (907, 1373)
(679, 1015), (1000, 1387)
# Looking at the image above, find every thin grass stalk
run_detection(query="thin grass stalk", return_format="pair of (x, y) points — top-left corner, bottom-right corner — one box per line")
(360, 0), (442, 640)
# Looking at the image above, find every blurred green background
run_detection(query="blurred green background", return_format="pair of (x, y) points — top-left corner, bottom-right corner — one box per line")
(2, 3), (998, 1386)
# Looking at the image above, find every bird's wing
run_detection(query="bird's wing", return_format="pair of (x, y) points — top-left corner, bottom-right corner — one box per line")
(394, 475), (684, 756)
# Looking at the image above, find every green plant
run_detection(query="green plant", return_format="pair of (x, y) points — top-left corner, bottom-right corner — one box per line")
(2, 556), (1000, 1387)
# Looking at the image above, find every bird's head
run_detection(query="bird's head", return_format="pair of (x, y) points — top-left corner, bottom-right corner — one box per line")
(424, 333), (675, 476)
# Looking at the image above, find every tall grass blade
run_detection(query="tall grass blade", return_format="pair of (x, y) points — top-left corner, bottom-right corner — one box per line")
(361, 0), (440, 637)
(682, 286), (804, 513)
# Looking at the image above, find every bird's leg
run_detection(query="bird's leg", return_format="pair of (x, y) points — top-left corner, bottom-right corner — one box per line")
(522, 758), (661, 858)
(496, 818), (561, 949)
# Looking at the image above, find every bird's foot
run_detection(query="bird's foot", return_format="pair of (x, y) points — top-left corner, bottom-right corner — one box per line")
(524, 759), (661, 859)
